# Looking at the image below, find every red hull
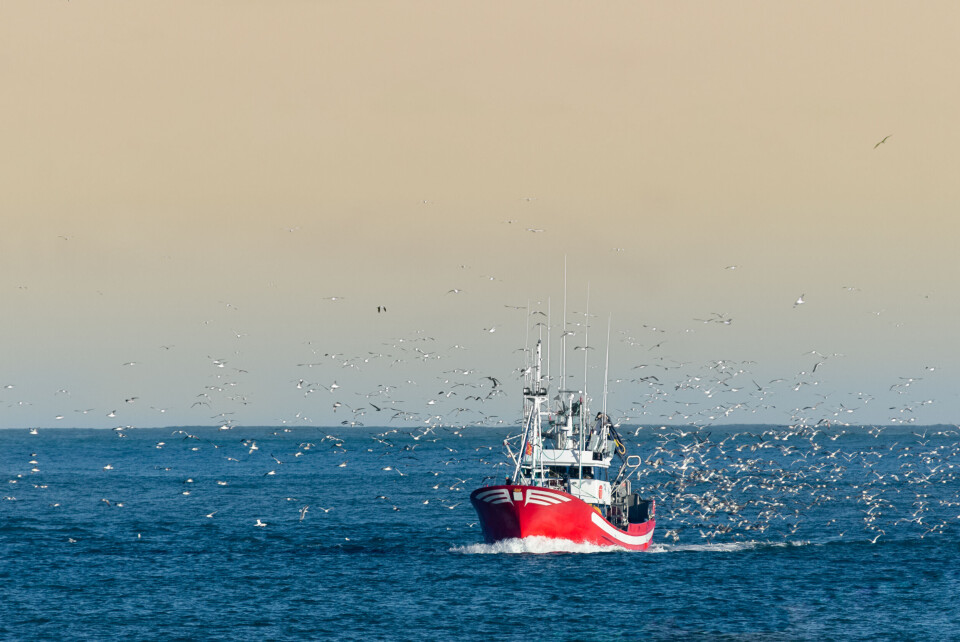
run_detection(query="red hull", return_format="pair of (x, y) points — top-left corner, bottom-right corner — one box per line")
(470, 485), (655, 551)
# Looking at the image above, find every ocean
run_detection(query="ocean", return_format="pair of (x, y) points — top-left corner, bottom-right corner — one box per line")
(2, 424), (958, 640)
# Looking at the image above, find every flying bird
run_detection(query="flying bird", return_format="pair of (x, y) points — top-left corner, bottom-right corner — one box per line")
(874, 135), (891, 149)
(484, 376), (502, 389)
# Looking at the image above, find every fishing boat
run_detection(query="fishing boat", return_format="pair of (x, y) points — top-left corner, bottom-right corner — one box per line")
(470, 336), (656, 551)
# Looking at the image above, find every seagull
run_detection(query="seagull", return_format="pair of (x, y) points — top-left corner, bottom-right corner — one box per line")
(254, 519), (267, 527)
(299, 505), (309, 521)
(794, 294), (805, 307)
(874, 135), (891, 149)
(205, 511), (218, 518)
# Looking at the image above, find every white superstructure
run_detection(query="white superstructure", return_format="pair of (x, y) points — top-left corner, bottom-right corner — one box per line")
(506, 339), (632, 518)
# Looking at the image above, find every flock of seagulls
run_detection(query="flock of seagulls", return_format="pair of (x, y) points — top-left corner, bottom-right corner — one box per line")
(4, 416), (956, 549)
(632, 423), (959, 545)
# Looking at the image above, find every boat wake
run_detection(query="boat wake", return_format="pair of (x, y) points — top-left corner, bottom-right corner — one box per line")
(648, 539), (814, 553)
(451, 536), (633, 555)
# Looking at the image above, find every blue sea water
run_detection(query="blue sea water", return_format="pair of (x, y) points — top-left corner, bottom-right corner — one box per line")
(1, 424), (958, 640)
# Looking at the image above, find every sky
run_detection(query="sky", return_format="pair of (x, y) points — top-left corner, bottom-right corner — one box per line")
(2, 1), (959, 429)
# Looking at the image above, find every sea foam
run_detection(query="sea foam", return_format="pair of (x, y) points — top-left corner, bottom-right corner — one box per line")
(451, 536), (631, 554)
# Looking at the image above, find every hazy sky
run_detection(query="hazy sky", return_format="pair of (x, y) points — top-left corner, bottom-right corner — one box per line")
(3, 2), (959, 429)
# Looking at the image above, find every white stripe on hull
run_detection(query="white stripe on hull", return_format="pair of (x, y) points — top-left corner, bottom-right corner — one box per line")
(475, 488), (511, 504)
(590, 512), (653, 546)
(524, 489), (571, 506)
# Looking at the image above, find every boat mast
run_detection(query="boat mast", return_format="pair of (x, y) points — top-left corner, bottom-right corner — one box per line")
(534, 339), (543, 485)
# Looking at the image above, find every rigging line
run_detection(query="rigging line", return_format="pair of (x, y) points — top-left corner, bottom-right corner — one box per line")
(513, 402), (536, 484)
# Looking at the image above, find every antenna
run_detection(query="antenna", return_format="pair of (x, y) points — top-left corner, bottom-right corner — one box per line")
(546, 297), (552, 391)
(523, 299), (531, 391)
(561, 256), (567, 391)
(602, 314), (611, 417)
